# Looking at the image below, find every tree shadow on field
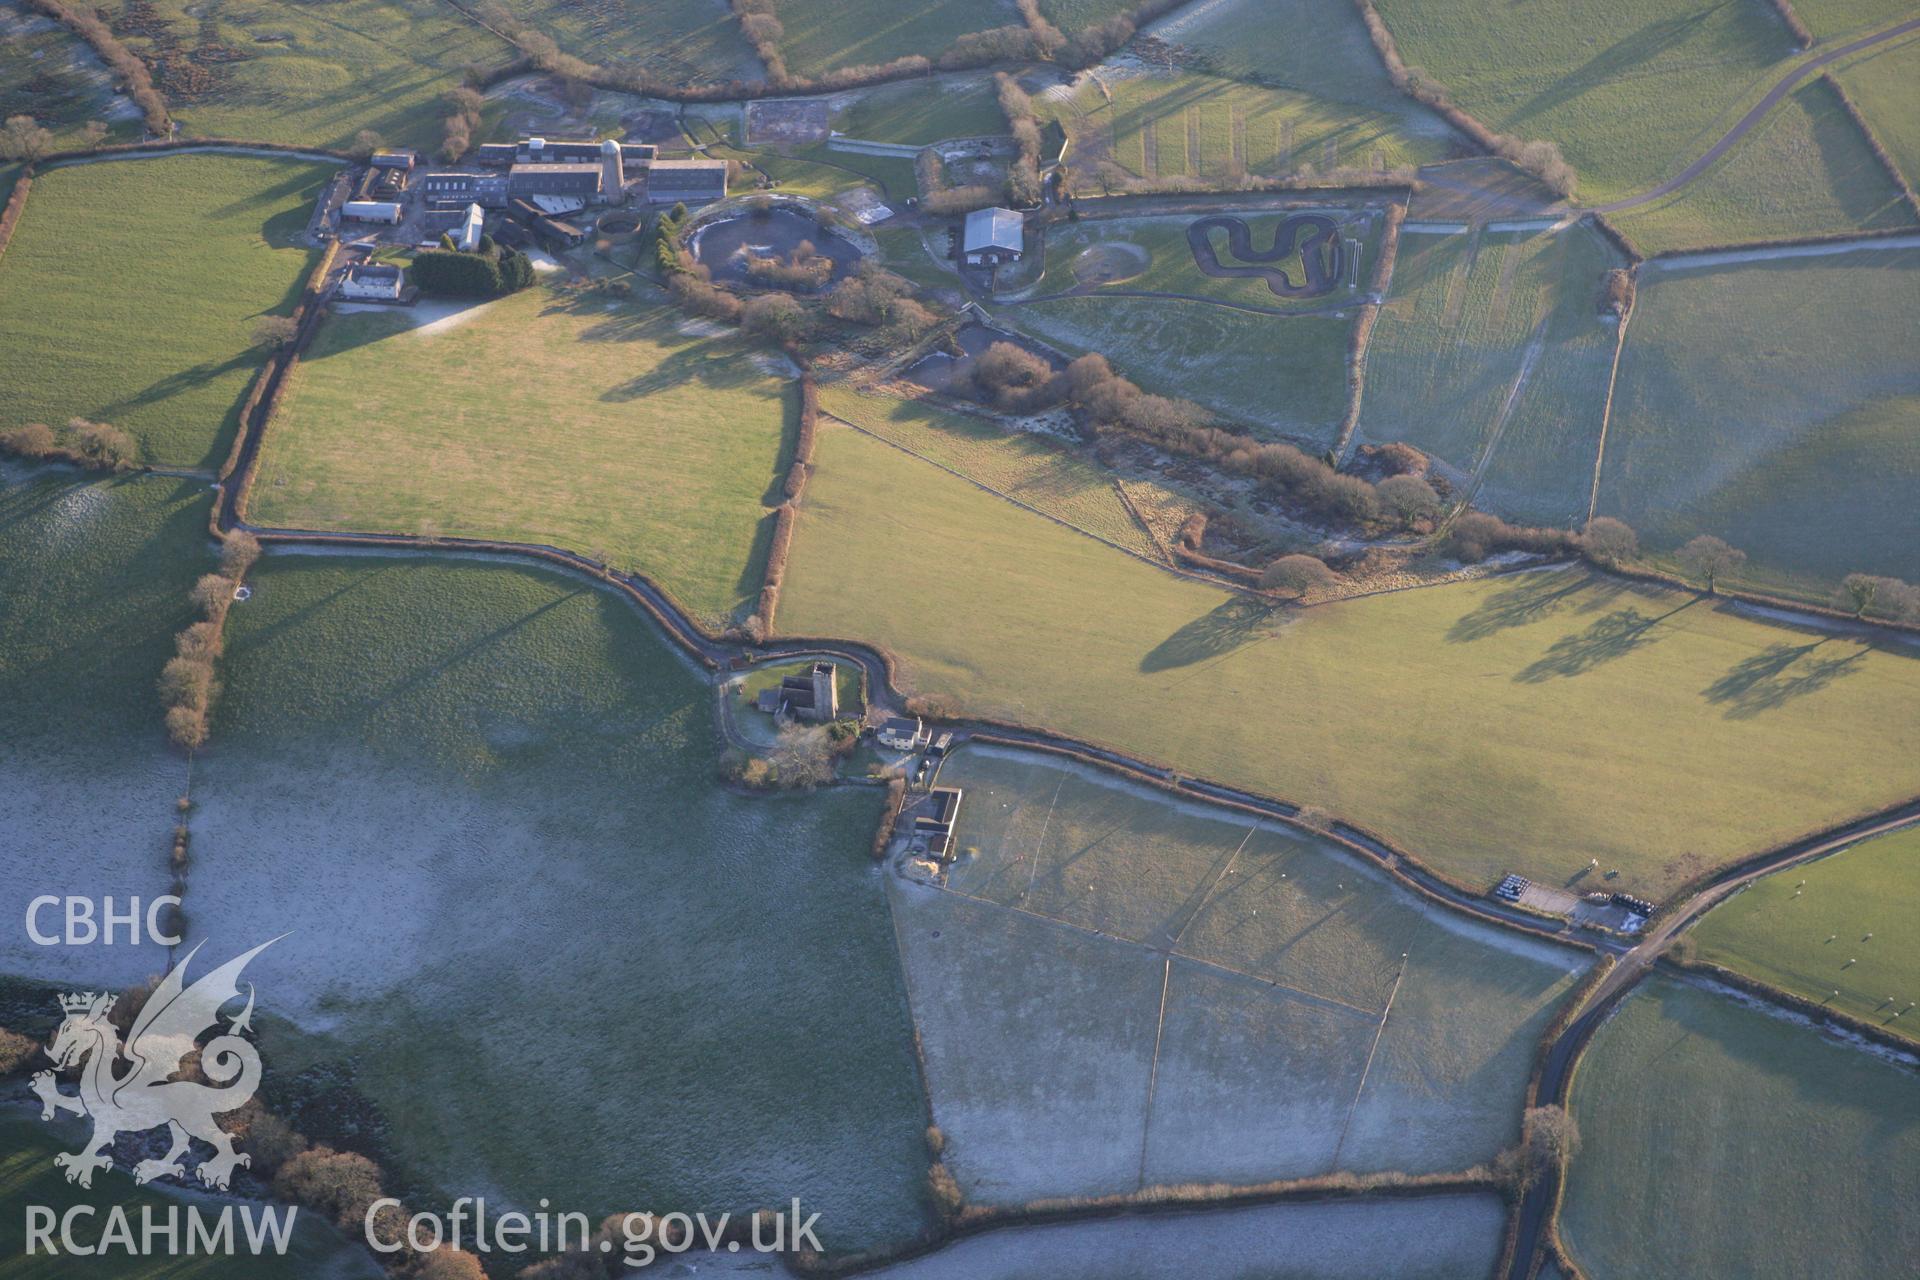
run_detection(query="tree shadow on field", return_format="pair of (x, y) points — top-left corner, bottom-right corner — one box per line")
(109, 351), (256, 415)
(1510, 4), (1724, 127)
(1514, 600), (1695, 683)
(1141, 597), (1280, 673)
(1702, 639), (1869, 719)
(1447, 570), (1603, 644)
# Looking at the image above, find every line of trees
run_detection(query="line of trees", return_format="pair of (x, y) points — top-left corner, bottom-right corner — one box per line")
(1349, 0), (1575, 196)
(158, 533), (258, 749)
(995, 73), (1044, 207)
(440, 85), (485, 162)
(974, 345), (1399, 527)
(916, 147), (999, 216)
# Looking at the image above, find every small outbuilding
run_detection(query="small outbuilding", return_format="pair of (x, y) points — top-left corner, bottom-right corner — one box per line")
(369, 150), (416, 172)
(913, 786), (965, 861)
(962, 207), (1024, 265)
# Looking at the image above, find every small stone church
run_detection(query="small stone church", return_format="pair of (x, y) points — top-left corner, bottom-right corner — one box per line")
(755, 661), (838, 723)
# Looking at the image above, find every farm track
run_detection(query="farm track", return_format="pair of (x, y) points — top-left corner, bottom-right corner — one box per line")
(1593, 15), (1920, 214)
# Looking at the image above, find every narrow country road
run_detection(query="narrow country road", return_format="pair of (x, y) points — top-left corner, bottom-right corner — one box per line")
(1505, 797), (1920, 1279)
(1594, 15), (1920, 213)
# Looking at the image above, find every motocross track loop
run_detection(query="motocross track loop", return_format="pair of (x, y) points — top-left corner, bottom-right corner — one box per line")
(1187, 213), (1343, 297)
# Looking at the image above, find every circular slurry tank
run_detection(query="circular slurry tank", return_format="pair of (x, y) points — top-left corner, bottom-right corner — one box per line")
(689, 204), (865, 292)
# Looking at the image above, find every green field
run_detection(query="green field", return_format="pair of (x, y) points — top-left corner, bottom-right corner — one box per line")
(496, 0), (759, 84)
(1693, 824), (1920, 1036)
(0, 1113), (378, 1279)
(0, 1), (137, 147)
(182, 552), (932, 1254)
(0, 155), (328, 469)
(253, 284), (794, 626)
(1004, 296), (1353, 444)
(781, 424), (1920, 899)
(873, 225), (962, 291)
(0, 469), (209, 989)
(1610, 77), (1918, 252)
(818, 384), (1179, 561)
(1561, 977), (1920, 1278)
(1150, 0), (1449, 129)
(895, 748), (1586, 1199)
(1019, 210), (1378, 311)
(1362, 225), (1621, 526)
(1043, 71), (1445, 193)
(775, 0), (1021, 80)
(1371, 0), (1796, 203)
(1837, 36), (1920, 193)
(1791, 0), (1916, 38)
(92, 0), (511, 151)
(1596, 246), (1920, 594)
(831, 75), (1007, 145)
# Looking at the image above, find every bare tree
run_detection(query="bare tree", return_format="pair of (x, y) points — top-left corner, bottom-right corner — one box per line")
(220, 530), (262, 579)
(1260, 553), (1337, 599)
(1676, 534), (1745, 594)
(350, 129), (385, 160)
(0, 115), (52, 164)
(1579, 516), (1638, 566)
(1497, 1105), (1581, 1195)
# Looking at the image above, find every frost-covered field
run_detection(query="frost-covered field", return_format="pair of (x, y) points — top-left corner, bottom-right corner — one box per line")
(172, 552), (933, 1255)
(0, 470), (209, 992)
(690, 1193), (1508, 1278)
(894, 747), (1587, 1202)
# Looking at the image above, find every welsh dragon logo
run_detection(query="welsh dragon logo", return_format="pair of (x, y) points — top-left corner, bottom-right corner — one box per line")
(31, 938), (279, 1191)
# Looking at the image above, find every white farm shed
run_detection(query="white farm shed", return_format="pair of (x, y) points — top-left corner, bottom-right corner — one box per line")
(342, 200), (403, 224)
(962, 207), (1024, 265)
